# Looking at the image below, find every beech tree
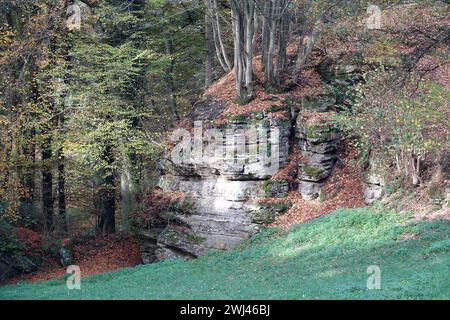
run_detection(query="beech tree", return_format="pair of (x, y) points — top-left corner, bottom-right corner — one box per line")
(203, 0), (327, 100)
(260, 0), (292, 90)
(205, 0), (233, 73)
(228, 0), (256, 101)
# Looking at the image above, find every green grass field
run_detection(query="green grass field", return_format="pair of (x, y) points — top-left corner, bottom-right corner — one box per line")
(0, 207), (449, 300)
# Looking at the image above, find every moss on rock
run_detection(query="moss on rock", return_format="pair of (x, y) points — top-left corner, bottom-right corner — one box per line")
(263, 179), (289, 198)
(303, 166), (323, 178)
(306, 125), (332, 140)
(250, 201), (292, 224)
(186, 233), (206, 245)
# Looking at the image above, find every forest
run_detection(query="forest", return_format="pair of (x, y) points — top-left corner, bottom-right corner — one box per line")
(0, 0), (448, 302)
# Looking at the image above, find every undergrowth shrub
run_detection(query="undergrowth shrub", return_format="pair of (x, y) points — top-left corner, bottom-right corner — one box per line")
(335, 68), (448, 187)
(0, 220), (24, 255)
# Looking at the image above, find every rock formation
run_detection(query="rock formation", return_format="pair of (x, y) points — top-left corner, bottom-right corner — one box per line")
(0, 253), (37, 283)
(138, 91), (342, 262)
(296, 112), (340, 200)
(362, 163), (386, 204)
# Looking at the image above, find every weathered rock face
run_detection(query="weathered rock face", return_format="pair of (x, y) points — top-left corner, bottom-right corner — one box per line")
(302, 94), (335, 113)
(363, 163), (386, 204)
(295, 112), (340, 200)
(0, 253), (37, 282)
(139, 95), (340, 262)
(139, 100), (293, 261)
(66, 1), (92, 30)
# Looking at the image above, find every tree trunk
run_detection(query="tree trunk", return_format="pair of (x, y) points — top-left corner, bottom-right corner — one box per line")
(261, 0), (272, 72)
(204, 10), (214, 87)
(58, 157), (66, 233)
(231, 1), (243, 97)
(164, 37), (179, 121)
(292, 4), (321, 84)
(41, 135), (53, 233)
(261, 0), (294, 89)
(274, 3), (290, 87)
(264, 0), (279, 88)
(120, 162), (136, 234)
(244, 0), (255, 98)
(57, 113), (67, 234)
(19, 127), (36, 220)
(230, 0), (255, 101)
(96, 144), (116, 234)
(206, 0), (232, 72)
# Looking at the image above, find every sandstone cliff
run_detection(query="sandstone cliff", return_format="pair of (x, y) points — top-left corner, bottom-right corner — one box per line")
(137, 66), (349, 262)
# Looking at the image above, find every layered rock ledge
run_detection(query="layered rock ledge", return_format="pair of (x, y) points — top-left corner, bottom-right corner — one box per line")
(136, 91), (344, 262)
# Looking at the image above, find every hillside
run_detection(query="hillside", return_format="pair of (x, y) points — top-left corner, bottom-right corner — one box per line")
(133, 0), (448, 263)
(1, 207), (449, 299)
(0, 0), (448, 304)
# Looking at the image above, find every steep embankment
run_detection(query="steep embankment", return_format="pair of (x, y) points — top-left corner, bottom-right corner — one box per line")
(1, 207), (449, 299)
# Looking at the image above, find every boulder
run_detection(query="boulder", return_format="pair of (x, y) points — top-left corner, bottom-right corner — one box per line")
(363, 170), (386, 204)
(66, 1), (92, 32)
(0, 253), (37, 282)
(298, 181), (323, 201)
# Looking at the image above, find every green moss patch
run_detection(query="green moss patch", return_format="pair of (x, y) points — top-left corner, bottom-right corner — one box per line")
(303, 166), (323, 177)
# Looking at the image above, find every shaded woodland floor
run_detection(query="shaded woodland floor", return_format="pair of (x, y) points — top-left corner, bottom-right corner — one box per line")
(2, 232), (141, 285)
